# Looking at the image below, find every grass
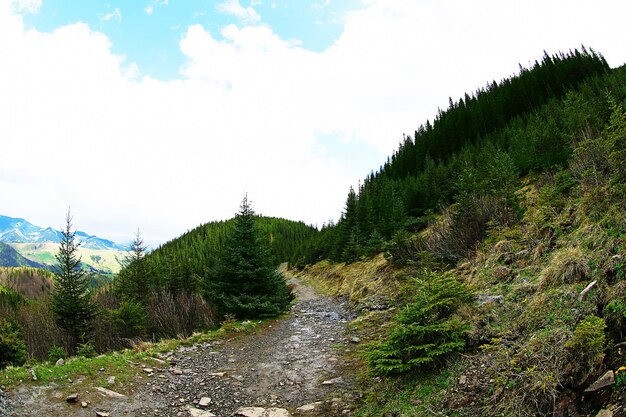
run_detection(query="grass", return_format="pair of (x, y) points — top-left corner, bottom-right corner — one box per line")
(354, 361), (465, 417)
(0, 318), (263, 392)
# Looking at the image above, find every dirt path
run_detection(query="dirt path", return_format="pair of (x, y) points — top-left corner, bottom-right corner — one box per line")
(5, 277), (359, 417)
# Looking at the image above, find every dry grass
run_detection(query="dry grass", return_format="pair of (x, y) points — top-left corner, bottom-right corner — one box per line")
(295, 254), (402, 311)
(538, 247), (590, 289)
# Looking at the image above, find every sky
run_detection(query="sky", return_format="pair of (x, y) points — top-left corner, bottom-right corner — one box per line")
(1, 0), (625, 248)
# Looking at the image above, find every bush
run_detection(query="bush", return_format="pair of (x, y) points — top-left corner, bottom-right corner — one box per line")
(423, 194), (517, 262)
(16, 300), (63, 361)
(366, 271), (473, 374)
(565, 315), (606, 377)
(47, 345), (66, 363)
(0, 318), (26, 368)
(113, 300), (148, 340)
(147, 290), (216, 338)
(480, 328), (570, 417)
(76, 341), (97, 358)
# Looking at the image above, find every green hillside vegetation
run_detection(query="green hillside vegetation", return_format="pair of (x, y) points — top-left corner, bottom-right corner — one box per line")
(138, 214), (317, 294)
(292, 50), (626, 416)
(308, 48), (615, 264)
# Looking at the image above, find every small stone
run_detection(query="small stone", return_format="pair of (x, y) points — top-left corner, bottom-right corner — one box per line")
(233, 407), (266, 417)
(172, 369), (183, 375)
(96, 412), (110, 417)
(459, 375), (467, 385)
(585, 370), (615, 393)
(81, 401), (88, 408)
(55, 358), (65, 366)
(66, 393), (79, 403)
(29, 369), (37, 381)
(321, 376), (343, 385)
(95, 386), (126, 398)
(188, 406), (217, 417)
(296, 402), (323, 413)
(143, 368), (154, 374)
(596, 409), (613, 417)
(476, 294), (504, 306)
(198, 397), (211, 408)
(350, 337), (361, 343)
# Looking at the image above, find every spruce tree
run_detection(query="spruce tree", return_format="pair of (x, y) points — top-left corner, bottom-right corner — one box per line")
(51, 211), (95, 352)
(116, 229), (149, 302)
(209, 195), (291, 319)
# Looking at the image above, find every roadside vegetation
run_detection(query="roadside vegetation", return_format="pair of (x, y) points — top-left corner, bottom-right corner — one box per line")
(294, 51), (626, 416)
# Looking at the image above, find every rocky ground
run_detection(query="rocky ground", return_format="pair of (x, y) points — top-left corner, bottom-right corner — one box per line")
(4, 277), (361, 417)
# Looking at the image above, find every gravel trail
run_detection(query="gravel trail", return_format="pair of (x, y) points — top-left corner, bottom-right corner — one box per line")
(5, 277), (358, 417)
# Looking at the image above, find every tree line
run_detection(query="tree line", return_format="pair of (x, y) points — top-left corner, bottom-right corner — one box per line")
(308, 48), (624, 264)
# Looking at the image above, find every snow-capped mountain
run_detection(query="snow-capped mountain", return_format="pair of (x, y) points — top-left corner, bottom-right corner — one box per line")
(0, 215), (126, 250)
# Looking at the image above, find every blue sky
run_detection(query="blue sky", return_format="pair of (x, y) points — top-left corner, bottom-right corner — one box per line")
(3, 0), (626, 246)
(23, 0), (362, 79)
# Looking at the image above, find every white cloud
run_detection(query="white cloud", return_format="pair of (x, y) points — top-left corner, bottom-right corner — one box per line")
(100, 7), (121, 23)
(1, 0), (626, 246)
(216, 0), (260, 23)
(14, 0), (41, 13)
(144, 5), (153, 15)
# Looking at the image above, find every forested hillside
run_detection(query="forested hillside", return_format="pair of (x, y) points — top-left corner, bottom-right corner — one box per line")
(309, 48), (622, 264)
(138, 215), (318, 294)
(290, 48), (626, 416)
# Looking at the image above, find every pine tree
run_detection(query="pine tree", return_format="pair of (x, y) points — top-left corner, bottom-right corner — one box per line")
(209, 195), (292, 319)
(116, 229), (149, 302)
(51, 211), (95, 352)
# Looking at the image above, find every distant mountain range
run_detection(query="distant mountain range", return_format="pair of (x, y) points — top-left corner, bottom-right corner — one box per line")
(0, 215), (127, 273)
(0, 215), (126, 250)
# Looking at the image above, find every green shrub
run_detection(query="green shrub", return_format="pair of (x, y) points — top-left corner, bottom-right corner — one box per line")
(366, 272), (473, 374)
(76, 341), (97, 358)
(565, 315), (606, 375)
(605, 298), (626, 340)
(0, 318), (26, 368)
(113, 300), (148, 339)
(47, 345), (66, 363)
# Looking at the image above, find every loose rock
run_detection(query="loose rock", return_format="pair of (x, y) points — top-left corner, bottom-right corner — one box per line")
(234, 407), (292, 417)
(66, 393), (79, 403)
(296, 401), (324, 413)
(188, 406), (217, 417)
(585, 370), (615, 393)
(95, 386), (126, 398)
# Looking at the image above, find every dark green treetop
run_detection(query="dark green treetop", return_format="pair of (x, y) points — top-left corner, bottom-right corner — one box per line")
(51, 211), (96, 351)
(209, 195), (292, 319)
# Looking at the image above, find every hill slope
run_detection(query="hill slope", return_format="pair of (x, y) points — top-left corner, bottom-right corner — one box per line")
(138, 215), (318, 292)
(0, 242), (45, 269)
